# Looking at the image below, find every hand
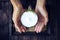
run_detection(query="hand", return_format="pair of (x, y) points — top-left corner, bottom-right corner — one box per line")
(12, 9), (26, 33)
(34, 0), (48, 33)
(11, 0), (26, 33)
(34, 10), (48, 33)
(13, 18), (26, 33)
(34, 13), (46, 33)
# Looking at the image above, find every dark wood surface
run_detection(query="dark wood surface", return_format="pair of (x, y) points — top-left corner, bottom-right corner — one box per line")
(0, 0), (58, 40)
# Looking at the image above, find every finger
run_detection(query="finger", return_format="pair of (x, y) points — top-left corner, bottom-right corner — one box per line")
(35, 24), (39, 33)
(38, 23), (44, 33)
(16, 28), (22, 33)
(15, 25), (22, 33)
(21, 26), (26, 32)
(35, 23), (44, 33)
(37, 23), (42, 33)
(35, 24), (38, 31)
(23, 26), (26, 30)
(36, 26), (39, 33)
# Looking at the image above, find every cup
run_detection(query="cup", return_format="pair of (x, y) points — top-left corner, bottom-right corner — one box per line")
(21, 10), (38, 32)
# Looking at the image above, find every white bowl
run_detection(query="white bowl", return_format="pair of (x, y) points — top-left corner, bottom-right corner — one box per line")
(21, 11), (38, 27)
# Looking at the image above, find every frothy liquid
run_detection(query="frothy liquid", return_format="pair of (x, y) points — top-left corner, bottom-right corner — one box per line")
(21, 11), (38, 27)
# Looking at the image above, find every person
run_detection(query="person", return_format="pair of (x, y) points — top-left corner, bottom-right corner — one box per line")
(10, 0), (48, 33)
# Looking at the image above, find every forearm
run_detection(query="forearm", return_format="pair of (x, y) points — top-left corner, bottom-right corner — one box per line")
(10, 0), (23, 25)
(36, 0), (48, 25)
(39, 7), (48, 25)
(12, 10), (20, 24)
(38, 7), (48, 19)
(10, 0), (22, 8)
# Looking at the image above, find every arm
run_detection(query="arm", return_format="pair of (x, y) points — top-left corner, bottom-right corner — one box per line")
(35, 0), (48, 25)
(35, 0), (48, 33)
(10, 0), (23, 24)
(10, 0), (22, 8)
(10, 0), (26, 33)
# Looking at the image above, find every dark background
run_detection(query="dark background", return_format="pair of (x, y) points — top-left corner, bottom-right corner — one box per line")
(0, 0), (59, 40)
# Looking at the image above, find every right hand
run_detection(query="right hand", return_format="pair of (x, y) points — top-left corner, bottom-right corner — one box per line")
(12, 7), (26, 33)
(10, 0), (26, 33)
(12, 17), (26, 33)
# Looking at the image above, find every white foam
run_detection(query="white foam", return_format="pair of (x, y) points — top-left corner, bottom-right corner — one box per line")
(21, 11), (38, 27)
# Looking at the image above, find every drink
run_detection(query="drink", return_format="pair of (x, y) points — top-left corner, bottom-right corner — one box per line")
(21, 11), (38, 32)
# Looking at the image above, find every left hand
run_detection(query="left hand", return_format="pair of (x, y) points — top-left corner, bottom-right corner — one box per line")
(34, 0), (48, 33)
(34, 12), (46, 33)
